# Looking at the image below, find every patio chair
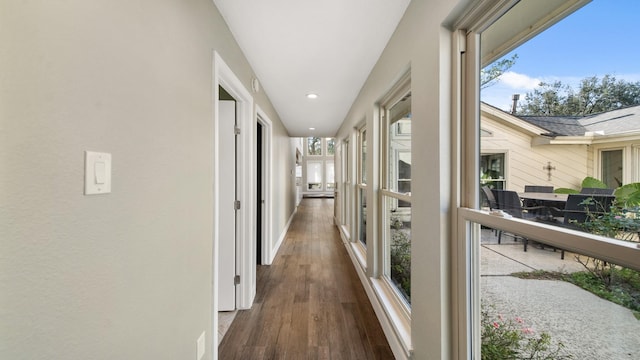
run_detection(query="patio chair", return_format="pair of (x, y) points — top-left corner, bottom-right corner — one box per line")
(546, 194), (616, 259)
(561, 194), (616, 228)
(492, 190), (547, 245)
(481, 186), (498, 210)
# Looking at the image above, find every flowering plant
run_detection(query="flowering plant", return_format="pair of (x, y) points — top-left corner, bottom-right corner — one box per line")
(481, 307), (571, 360)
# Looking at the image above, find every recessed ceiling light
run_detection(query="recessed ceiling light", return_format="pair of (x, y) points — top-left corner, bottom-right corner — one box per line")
(306, 93), (318, 99)
(309, 127), (316, 130)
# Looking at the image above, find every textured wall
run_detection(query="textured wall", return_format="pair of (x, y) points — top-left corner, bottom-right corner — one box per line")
(0, 0), (292, 358)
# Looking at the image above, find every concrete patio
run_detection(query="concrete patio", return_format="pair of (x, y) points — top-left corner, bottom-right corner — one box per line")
(481, 229), (640, 359)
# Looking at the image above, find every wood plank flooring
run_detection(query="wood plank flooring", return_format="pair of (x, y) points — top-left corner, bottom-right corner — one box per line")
(219, 198), (394, 359)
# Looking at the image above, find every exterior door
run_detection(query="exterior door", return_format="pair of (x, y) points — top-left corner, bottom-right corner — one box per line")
(218, 99), (237, 311)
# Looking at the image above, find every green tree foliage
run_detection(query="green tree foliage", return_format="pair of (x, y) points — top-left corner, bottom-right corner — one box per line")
(481, 54), (518, 89)
(520, 75), (640, 116)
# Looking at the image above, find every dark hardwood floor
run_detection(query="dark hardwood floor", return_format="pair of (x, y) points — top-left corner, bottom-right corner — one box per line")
(219, 198), (394, 359)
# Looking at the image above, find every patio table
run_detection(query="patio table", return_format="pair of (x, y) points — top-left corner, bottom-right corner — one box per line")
(518, 192), (569, 203)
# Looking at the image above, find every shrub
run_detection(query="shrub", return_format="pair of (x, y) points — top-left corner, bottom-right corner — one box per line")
(481, 307), (571, 360)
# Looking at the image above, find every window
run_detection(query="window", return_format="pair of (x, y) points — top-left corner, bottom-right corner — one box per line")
(357, 126), (367, 247)
(306, 137), (322, 156)
(341, 139), (352, 237)
(457, 1), (640, 358)
(480, 153), (505, 190)
(326, 161), (335, 190)
(326, 138), (336, 156)
(601, 149), (623, 188)
(303, 137), (337, 193)
(306, 160), (323, 191)
(381, 79), (411, 306)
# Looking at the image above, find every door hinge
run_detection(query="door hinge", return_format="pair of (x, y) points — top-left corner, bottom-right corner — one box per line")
(234, 126), (241, 135)
(234, 275), (240, 285)
(234, 200), (241, 210)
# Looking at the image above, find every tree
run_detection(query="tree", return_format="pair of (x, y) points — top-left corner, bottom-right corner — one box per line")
(481, 54), (518, 89)
(520, 75), (640, 116)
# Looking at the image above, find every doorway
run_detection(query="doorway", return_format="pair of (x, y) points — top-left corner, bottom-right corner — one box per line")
(218, 87), (237, 312)
(256, 121), (264, 264)
(213, 51), (256, 349)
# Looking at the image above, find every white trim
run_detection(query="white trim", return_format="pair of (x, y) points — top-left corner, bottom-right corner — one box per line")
(213, 51), (255, 313)
(256, 105), (274, 266)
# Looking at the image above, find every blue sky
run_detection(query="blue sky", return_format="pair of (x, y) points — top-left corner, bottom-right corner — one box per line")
(481, 0), (640, 110)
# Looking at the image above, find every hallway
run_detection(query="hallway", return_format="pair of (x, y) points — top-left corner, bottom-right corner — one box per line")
(219, 198), (394, 359)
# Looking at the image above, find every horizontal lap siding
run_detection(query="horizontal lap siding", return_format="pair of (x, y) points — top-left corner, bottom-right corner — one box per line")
(481, 118), (588, 192)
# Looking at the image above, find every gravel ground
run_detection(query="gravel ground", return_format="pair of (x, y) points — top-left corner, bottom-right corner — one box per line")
(481, 230), (640, 359)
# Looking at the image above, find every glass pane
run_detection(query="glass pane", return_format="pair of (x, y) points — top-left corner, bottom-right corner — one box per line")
(384, 195), (411, 305)
(479, 223), (640, 359)
(388, 94), (411, 193)
(307, 137), (322, 156)
(359, 188), (367, 245)
(326, 161), (335, 190)
(480, 153), (505, 192)
(327, 138), (335, 156)
(602, 149), (623, 188)
(307, 161), (323, 191)
(479, 1), (640, 244)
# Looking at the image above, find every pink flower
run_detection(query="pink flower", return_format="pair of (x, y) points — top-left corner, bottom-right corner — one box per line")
(522, 328), (534, 334)
(615, 215), (622, 219)
(515, 317), (524, 323)
(493, 322), (500, 329)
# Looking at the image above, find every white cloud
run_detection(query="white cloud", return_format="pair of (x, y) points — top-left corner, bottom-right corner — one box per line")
(498, 71), (540, 89)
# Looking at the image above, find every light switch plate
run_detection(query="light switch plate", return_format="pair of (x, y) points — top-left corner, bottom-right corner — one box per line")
(196, 331), (206, 360)
(84, 151), (111, 195)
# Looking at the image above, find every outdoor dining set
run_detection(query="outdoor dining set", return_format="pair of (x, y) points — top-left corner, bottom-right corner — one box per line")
(481, 185), (617, 259)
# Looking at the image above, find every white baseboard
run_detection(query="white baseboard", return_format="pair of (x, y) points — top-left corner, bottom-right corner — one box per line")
(269, 207), (297, 264)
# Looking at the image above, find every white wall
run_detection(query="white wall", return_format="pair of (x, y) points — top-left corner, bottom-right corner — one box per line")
(0, 1), (293, 358)
(334, 0), (469, 358)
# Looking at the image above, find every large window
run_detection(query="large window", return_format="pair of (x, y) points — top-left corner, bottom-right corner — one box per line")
(341, 138), (351, 237)
(303, 137), (336, 193)
(381, 79), (411, 306)
(458, 1), (640, 358)
(357, 126), (367, 247)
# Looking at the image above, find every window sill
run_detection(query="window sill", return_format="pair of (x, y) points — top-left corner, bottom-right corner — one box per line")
(371, 277), (413, 357)
(351, 241), (367, 269)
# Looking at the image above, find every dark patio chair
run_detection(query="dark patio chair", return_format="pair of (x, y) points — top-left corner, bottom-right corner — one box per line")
(546, 194), (616, 260)
(481, 186), (498, 210)
(561, 194), (616, 228)
(492, 190), (547, 245)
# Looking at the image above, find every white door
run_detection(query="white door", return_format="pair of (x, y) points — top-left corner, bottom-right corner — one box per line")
(218, 100), (237, 311)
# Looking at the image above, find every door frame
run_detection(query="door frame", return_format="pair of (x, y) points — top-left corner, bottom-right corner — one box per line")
(256, 106), (274, 264)
(212, 51), (255, 346)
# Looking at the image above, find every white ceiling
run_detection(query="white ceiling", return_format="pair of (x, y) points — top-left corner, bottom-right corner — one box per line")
(213, 0), (411, 137)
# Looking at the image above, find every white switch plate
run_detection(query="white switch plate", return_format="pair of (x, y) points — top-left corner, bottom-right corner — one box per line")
(84, 151), (111, 195)
(196, 331), (206, 360)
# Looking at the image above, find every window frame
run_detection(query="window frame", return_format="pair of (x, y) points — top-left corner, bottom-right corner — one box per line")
(453, 1), (640, 358)
(355, 124), (368, 263)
